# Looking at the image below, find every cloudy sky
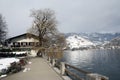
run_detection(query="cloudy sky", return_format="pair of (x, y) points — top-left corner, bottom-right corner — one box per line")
(0, 0), (120, 37)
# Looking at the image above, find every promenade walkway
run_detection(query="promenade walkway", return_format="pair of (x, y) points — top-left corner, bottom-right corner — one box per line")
(2, 58), (63, 80)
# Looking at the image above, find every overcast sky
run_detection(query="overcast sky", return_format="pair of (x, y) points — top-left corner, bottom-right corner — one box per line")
(0, 0), (120, 37)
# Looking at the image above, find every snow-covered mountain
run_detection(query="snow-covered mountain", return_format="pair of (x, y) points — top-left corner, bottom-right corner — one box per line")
(104, 37), (120, 49)
(66, 35), (95, 50)
(65, 32), (120, 45)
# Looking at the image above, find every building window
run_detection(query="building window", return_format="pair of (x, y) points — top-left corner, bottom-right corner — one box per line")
(21, 42), (27, 47)
(29, 42), (34, 46)
(13, 42), (20, 47)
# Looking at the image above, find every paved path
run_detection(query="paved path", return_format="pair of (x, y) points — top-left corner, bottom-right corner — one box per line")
(2, 58), (63, 80)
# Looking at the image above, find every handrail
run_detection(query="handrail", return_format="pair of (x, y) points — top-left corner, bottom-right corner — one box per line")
(65, 68), (84, 80)
(65, 63), (91, 74)
(44, 53), (109, 80)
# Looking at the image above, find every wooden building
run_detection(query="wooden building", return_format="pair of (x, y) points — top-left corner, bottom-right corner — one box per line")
(5, 33), (40, 57)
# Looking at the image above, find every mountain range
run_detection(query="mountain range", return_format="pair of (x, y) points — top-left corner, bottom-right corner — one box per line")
(104, 37), (120, 49)
(65, 32), (120, 49)
(66, 35), (95, 50)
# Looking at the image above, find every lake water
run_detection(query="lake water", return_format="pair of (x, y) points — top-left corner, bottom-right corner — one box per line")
(62, 49), (120, 80)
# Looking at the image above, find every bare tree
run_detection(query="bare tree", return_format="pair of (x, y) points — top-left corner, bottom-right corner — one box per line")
(45, 33), (66, 59)
(0, 14), (7, 43)
(52, 33), (66, 48)
(28, 9), (57, 47)
(28, 9), (66, 58)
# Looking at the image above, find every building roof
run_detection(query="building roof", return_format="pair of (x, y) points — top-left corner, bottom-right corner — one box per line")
(6, 33), (39, 42)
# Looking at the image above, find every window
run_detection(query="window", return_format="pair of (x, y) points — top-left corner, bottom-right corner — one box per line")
(29, 42), (34, 46)
(21, 42), (27, 47)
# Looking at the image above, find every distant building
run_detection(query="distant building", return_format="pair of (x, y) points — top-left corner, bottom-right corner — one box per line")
(5, 33), (40, 56)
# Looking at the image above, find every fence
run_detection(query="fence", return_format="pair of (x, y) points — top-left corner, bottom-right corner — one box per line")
(42, 48), (109, 80)
(45, 56), (109, 80)
(60, 62), (109, 80)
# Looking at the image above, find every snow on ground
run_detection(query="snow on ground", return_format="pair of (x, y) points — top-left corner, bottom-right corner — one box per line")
(0, 74), (7, 78)
(66, 35), (95, 49)
(12, 51), (27, 54)
(0, 58), (20, 74)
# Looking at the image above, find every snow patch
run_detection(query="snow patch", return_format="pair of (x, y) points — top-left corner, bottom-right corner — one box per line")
(0, 58), (20, 74)
(0, 74), (7, 78)
(28, 62), (32, 64)
(23, 68), (31, 72)
(66, 35), (95, 49)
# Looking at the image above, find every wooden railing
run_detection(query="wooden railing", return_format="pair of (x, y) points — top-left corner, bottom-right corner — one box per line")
(65, 63), (90, 74)
(65, 68), (84, 80)
(42, 52), (109, 80)
(60, 62), (109, 80)
(65, 63), (91, 80)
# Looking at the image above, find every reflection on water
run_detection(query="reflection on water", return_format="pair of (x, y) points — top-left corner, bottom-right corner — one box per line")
(62, 49), (120, 80)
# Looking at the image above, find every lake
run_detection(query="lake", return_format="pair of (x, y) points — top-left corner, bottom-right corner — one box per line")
(62, 49), (120, 80)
